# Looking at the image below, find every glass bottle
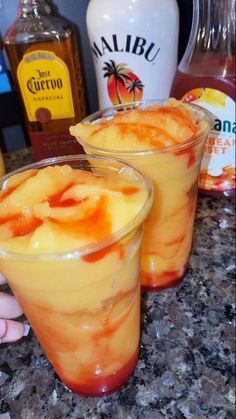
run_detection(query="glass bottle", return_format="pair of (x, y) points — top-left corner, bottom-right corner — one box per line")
(86, 0), (179, 109)
(171, 0), (235, 199)
(4, 0), (87, 160)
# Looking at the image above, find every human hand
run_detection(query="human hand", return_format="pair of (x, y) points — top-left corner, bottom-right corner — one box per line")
(0, 274), (30, 344)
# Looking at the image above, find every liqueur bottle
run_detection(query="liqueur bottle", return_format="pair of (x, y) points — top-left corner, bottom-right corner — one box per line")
(171, 0), (235, 199)
(4, 0), (87, 160)
(86, 0), (179, 109)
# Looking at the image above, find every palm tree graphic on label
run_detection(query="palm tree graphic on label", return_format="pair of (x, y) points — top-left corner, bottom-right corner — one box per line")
(103, 60), (144, 105)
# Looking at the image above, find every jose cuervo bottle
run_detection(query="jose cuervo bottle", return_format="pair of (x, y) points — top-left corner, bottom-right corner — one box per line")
(86, 0), (179, 109)
(4, 0), (87, 160)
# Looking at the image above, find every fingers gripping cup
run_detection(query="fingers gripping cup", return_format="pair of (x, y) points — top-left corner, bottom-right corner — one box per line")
(70, 99), (212, 292)
(0, 155), (153, 396)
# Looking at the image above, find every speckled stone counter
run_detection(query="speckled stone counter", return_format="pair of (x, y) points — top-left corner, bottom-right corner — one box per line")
(0, 148), (235, 419)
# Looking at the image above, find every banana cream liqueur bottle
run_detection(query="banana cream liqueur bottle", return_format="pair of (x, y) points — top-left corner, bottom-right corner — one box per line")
(86, 0), (179, 109)
(171, 0), (236, 198)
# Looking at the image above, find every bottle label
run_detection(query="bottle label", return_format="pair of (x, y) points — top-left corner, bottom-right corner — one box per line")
(17, 50), (75, 122)
(88, 31), (178, 108)
(182, 88), (235, 192)
(29, 131), (84, 161)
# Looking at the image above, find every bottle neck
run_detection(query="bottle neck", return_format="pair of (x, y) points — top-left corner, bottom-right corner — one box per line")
(18, 0), (55, 17)
(195, 0), (235, 54)
(179, 0), (236, 74)
(4, 0), (71, 45)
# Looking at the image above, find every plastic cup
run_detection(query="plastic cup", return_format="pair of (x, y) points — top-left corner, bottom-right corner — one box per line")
(0, 155), (153, 396)
(73, 101), (212, 291)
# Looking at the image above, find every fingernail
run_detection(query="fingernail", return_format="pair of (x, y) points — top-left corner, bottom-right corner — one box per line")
(0, 319), (7, 338)
(0, 273), (6, 285)
(23, 323), (31, 336)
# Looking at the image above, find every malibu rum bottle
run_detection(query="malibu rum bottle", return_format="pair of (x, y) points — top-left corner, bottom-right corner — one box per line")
(86, 0), (179, 109)
(4, 0), (87, 160)
(171, 0), (235, 199)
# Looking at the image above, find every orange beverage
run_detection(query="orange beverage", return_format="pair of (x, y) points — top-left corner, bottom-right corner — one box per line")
(70, 99), (212, 291)
(0, 155), (153, 396)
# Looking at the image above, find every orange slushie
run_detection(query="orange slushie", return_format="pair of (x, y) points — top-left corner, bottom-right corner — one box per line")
(0, 155), (153, 396)
(70, 99), (212, 291)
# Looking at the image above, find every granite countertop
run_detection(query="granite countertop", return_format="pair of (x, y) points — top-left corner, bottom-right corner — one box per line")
(0, 148), (235, 419)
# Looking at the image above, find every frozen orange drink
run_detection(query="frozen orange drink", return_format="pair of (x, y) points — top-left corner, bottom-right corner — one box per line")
(70, 99), (212, 291)
(0, 155), (153, 396)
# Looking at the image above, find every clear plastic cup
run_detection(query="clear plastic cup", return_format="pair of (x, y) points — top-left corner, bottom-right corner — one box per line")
(72, 100), (212, 291)
(0, 155), (153, 396)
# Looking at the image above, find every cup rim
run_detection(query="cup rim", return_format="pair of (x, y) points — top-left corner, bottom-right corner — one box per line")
(76, 99), (213, 156)
(0, 154), (153, 261)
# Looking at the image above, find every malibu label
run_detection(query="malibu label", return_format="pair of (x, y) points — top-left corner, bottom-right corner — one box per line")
(91, 34), (161, 63)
